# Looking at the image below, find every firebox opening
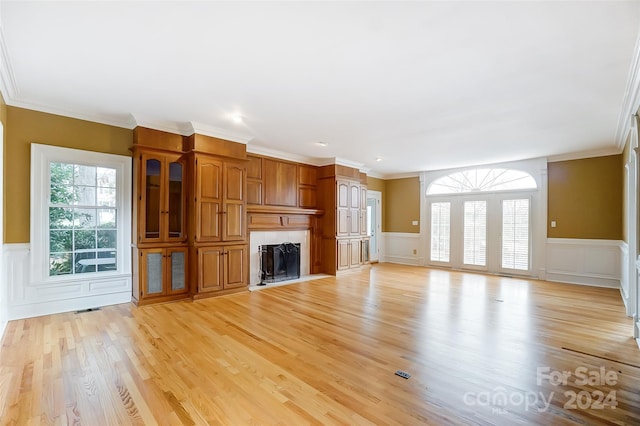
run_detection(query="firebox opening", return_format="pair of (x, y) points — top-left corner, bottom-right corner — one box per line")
(259, 242), (301, 285)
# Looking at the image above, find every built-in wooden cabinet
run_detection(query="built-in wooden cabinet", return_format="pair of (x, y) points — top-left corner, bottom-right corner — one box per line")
(317, 165), (370, 275)
(194, 155), (246, 242)
(132, 127), (249, 305)
(136, 247), (188, 302)
(196, 244), (247, 294)
(336, 238), (362, 271)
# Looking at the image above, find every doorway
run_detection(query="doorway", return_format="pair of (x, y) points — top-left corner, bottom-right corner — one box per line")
(367, 191), (382, 262)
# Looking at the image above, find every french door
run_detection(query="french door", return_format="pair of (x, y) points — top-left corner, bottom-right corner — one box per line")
(428, 193), (532, 275)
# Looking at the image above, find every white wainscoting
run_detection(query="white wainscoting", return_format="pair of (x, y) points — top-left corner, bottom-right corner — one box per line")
(620, 242), (633, 316)
(4, 243), (132, 321)
(379, 232), (423, 266)
(546, 238), (622, 288)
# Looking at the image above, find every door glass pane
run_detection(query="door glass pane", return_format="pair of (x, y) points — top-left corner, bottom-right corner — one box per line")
(146, 252), (163, 294)
(145, 159), (161, 239)
(168, 161), (183, 238)
(171, 251), (185, 291)
(430, 202), (450, 262)
(502, 199), (529, 270)
(463, 201), (486, 266)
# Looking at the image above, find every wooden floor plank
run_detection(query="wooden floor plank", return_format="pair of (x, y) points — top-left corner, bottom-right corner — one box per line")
(1, 264), (639, 425)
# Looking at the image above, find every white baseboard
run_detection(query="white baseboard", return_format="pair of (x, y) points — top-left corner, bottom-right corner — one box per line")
(382, 255), (424, 266)
(8, 291), (131, 320)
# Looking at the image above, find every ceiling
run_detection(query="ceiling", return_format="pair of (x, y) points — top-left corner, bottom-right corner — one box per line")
(1, 1), (639, 177)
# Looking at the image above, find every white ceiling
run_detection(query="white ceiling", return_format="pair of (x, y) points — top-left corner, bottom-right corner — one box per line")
(1, 1), (639, 177)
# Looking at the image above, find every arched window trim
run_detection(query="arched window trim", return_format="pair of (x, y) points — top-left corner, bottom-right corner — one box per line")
(425, 162), (540, 196)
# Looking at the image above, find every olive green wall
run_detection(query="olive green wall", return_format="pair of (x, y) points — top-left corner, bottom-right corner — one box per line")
(548, 155), (623, 240)
(5, 107), (132, 243)
(384, 176), (420, 233)
(367, 176), (385, 193)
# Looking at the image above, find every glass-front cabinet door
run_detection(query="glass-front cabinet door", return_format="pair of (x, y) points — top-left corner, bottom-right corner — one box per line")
(141, 155), (163, 242)
(141, 248), (164, 297)
(168, 247), (188, 295)
(139, 153), (186, 243)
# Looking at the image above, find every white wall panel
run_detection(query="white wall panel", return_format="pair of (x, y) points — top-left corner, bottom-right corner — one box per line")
(546, 238), (621, 288)
(4, 243), (131, 321)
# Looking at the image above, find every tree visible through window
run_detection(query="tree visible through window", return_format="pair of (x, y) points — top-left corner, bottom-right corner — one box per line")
(49, 163), (117, 276)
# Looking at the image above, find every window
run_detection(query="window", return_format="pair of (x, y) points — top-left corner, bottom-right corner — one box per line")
(430, 202), (450, 262)
(427, 168), (536, 195)
(49, 163), (117, 276)
(463, 201), (486, 266)
(31, 144), (131, 283)
(502, 199), (530, 271)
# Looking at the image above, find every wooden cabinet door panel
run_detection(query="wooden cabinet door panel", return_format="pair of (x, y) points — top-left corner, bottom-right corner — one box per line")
(198, 247), (223, 292)
(199, 160), (222, 199)
(224, 203), (245, 240)
(360, 186), (368, 236)
(139, 154), (164, 243)
(225, 245), (247, 289)
(298, 165), (317, 186)
(298, 187), (316, 208)
(264, 159), (297, 206)
(337, 240), (350, 270)
(337, 181), (349, 208)
(349, 208), (360, 235)
(337, 208), (349, 236)
(350, 239), (361, 268)
(167, 247), (188, 295)
(140, 248), (165, 298)
(350, 184), (360, 209)
(196, 158), (223, 242)
(225, 163), (245, 202)
(198, 202), (221, 241)
(247, 181), (262, 205)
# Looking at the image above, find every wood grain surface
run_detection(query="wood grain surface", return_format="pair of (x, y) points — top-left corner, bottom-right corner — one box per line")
(1, 263), (639, 425)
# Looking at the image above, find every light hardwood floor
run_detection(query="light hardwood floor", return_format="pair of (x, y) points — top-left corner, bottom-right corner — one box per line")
(1, 264), (639, 425)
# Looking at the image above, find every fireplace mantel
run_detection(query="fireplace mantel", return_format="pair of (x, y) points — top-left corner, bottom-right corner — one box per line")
(247, 205), (323, 231)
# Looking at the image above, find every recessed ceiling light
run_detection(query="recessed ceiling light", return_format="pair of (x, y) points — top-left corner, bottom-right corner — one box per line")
(315, 141), (328, 147)
(231, 114), (243, 124)
(376, 157), (383, 162)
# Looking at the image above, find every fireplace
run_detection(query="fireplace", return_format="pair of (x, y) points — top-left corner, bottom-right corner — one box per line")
(259, 243), (301, 284)
(249, 230), (310, 285)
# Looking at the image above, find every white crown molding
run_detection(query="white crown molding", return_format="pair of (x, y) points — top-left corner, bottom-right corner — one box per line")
(615, 26), (640, 150)
(131, 115), (190, 135)
(246, 144), (322, 165)
(0, 25), (18, 101)
(187, 121), (252, 144)
(547, 145), (621, 162)
(9, 97), (134, 129)
(365, 171), (385, 179)
(380, 171), (421, 180)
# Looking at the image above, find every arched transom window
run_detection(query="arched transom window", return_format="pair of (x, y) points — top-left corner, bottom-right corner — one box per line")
(427, 168), (537, 195)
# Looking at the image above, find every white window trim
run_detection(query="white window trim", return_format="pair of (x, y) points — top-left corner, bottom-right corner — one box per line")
(419, 158), (548, 279)
(30, 144), (132, 285)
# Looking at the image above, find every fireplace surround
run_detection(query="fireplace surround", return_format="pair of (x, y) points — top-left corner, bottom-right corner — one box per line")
(259, 243), (301, 284)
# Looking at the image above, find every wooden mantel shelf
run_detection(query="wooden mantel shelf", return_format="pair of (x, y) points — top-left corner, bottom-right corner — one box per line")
(247, 205), (324, 216)
(247, 205), (323, 231)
